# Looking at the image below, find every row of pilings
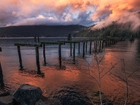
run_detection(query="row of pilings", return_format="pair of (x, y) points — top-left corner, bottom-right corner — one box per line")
(13, 36), (119, 74)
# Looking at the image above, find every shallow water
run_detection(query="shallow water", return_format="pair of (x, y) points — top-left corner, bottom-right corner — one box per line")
(0, 37), (140, 104)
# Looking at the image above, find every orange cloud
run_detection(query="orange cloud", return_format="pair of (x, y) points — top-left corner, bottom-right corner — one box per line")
(0, 0), (140, 28)
(91, 0), (140, 30)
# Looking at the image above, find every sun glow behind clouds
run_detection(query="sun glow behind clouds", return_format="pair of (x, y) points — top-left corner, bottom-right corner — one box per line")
(0, 0), (140, 28)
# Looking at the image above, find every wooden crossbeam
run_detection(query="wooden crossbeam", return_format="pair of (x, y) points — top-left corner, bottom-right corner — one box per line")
(14, 43), (42, 47)
(58, 41), (80, 43)
(41, 42), (65, 45)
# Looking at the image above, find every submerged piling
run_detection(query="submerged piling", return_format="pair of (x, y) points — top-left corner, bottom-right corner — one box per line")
(94, 40), (97, 52)
(78, 42), (80, 55)
(43, 44), (47, 66)
(83, 42), (85, 58)
(70, 43), (72, 56)
(58, 43), (62, 68)
(85, 41), (88, 53)
(37, 35), (40, 43)
(89, 41), (92, 54)
(0, 47), (4, 88)
(99, 40), (102, 52)
(0, 63), (4, 88)
(35, 46), (41, 74)
(17, 46), (24, 70)
(73, 43), (76, 64)
(34, 35), (37, 43)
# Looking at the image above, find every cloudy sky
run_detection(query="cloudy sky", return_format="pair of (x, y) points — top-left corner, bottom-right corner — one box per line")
(0, 0), (140, 28)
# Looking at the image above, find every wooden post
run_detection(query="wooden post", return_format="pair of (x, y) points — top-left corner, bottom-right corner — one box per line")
(35, 47), (41, 74)
(0, 47), (4, 88)
(94, 41), (96, 52)
(78, 42), (80, 55)
(0, 63), (4, 88)
(102, 40), (104, 49)
(97, 40), (99, 52)
(89, 41), (92, 54)
(100, 40), (102, 50)
(94, 40), (97, 52)
(85, 41), (88, 53)
(17, 46), (23, 70)
(37, 35), (40, 43)
(73, 43), (76, 64)
(99, 40), (101, 52)
(83, 42), (85, 58)
(105, 40), (107, 47)
(70, 43), (72, 56)
(58, 43), (62, 68)
(107, 40), (109, 46)
(34, 35), (37, 43)
(43, 44), (46, 66)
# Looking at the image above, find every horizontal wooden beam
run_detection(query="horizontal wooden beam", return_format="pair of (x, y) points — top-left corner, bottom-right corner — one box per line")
(41, 42), (65, 45)
(14, 43), (42, 47)
(58, 41), (80, 43)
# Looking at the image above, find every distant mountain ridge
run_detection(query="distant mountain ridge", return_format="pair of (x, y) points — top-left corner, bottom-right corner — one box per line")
(74, 12), (140, 38)
(0, 25), (86, 37)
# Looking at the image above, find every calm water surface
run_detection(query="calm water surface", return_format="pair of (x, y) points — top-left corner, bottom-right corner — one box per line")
(0, 37), (140, 104)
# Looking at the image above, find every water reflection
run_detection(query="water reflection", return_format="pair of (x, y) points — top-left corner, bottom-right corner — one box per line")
(0, 38), (140, 104)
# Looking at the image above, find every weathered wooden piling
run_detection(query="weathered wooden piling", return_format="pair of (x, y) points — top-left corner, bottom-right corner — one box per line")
(0, 62), (4, 88)
(78, 42), (80, 55)
(70, 43), (72, 56)
(83, 41), (85, 58)
(34, 35), (37, 43)
(85, 41), (88, 53)
(105, 40), (107, 47)
(15, 43), (42, 73)
(89, 41), (92, 54)
(73, 43), (76, 64)
(99, 40), (102, 52)
(67, 34), (73, 57)
(58, 43), (62, 68)
(34, 35), (40, 43)
(43, 44), (46, 66)
(0, 47), (4, 88)
(94, 40), (97, 52)
(102, 40), (105, 49)
(67, 34), (72, 41)
(37, 35), (40, 43)
(17, 46), (23, 70)
(35, 46), (41, 74)
(41, 42), (65, 69)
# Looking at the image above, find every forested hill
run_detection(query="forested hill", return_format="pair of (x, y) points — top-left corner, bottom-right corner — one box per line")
(74, 12), (140, 38)
(0, 25), (85, 37)
(74, 23), (140, 38)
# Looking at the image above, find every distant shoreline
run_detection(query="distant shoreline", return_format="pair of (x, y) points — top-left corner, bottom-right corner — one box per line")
(0, 36), (87, 39)
(0, 37), (67, 39)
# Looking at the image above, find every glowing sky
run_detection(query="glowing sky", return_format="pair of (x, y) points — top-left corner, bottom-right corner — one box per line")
(0, 0), (140, 28)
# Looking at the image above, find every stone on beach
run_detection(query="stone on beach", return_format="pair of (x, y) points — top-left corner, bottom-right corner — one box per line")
(13, 84), (42, 105)
(0, 95), (14, 105)
(40, 96), (62, 105)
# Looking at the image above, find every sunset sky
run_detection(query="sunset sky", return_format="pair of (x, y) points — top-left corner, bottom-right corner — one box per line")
(0, 0), (140, 28)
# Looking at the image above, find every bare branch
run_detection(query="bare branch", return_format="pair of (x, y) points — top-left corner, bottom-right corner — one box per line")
(126, 69), (138, 80)
(101, 62), (117, 79)
(111, 73), (126, 82)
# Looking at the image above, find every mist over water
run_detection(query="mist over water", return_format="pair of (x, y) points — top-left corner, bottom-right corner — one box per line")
(0, 37), (140, 104)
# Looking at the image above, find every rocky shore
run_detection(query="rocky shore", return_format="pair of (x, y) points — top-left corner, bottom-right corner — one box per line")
(0, 84), (62, 105)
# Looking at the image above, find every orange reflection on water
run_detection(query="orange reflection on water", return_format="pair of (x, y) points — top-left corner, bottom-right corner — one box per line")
(61, 70), (80, 81)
